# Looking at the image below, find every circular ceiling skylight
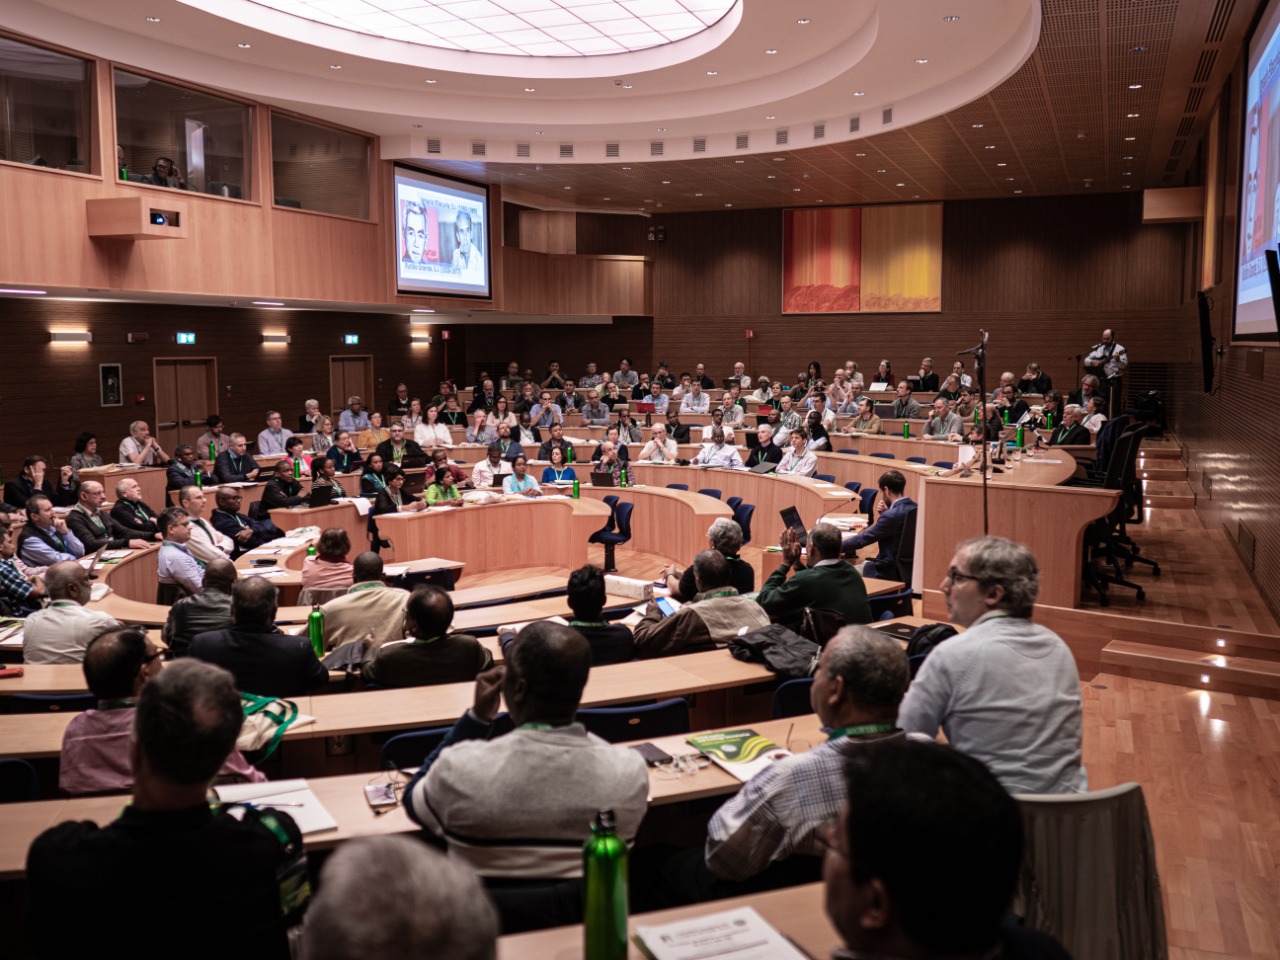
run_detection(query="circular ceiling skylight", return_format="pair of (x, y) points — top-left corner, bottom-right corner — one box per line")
(247, 0), (736, 57)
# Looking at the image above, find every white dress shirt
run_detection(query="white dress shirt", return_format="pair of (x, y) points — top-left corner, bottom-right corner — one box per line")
(415, 423), (454, 448)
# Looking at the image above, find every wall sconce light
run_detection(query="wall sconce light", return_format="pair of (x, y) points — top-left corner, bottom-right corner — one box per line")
(411, 331), (433, 345)
(50, 331), (93, 343)
(262, 333), (291, 345)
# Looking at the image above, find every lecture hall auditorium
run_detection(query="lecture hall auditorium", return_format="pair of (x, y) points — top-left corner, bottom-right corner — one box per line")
(1, 0), (1279, 957)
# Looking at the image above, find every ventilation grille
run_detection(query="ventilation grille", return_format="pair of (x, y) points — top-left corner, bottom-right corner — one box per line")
(516, 143), (530, 158)
(426, 138), (441, 154)
(813, 122), (825, 140)
(470, 141), (486, 157)
(693, 137), (707, 153)
(1184, 87), (1205, 114)
(1193, 50), (1217, 84)
(736, 133), (749, 149)
(775, 129), (788, 145)
(1205, 0), (1236, 44)
(650, 140), (664, 157)
(882, 106), (893, 125)
(1175, 116), (1194, 138)
(605, 143), (620, 158)
(559, 144), (574, 159)
(849, 116), (860, 133)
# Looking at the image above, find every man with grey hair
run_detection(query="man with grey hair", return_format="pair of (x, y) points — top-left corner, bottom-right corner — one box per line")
(1048, 403), (1091, 446)
(757, 522), (872, 626)
(118, 419), (168, 466)
(298, 398), (322, 433)
(22, 559), (119, 663)
(661, 518), (754, 601)
(745, 422), (783, 469)
(634, 550), (769, 658)
(638, 422), (678, 463)
(338, 396), (370, 433)
(899, 536), (1086, 794)
(301, 836), (498, 960)
(256, 410), (293, 456)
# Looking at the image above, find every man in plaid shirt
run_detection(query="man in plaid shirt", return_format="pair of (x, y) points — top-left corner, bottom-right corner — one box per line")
(0, 518), (45, 613)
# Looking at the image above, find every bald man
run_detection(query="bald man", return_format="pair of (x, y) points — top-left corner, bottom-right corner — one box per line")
(66, 480), (151, 552)
(22, 560), (119, 663)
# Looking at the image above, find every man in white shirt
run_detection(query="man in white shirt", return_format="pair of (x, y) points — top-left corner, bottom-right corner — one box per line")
(119, 420), (168, 466)
(692, 427), (744, 469)
(470, 444), (513, 487)
(810, 393), (836, 429)
(699, 408), (737, 445)
(680, 382), (710, 414)
(178, 485), (234, 565)
(320, 552), (410, 652)
(256, 411), (293, 456)
(23, 560), (119, 663)
(156, 506), (203, 597)
(638, 424), (678, 463)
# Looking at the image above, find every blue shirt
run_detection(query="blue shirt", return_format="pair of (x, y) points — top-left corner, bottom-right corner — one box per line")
(20, 524), (85, 566)
(503, 474), (541, 495)
(158, 541), (204, 595)
(338, 410), (370, 432)
(529, 403), (563, 428)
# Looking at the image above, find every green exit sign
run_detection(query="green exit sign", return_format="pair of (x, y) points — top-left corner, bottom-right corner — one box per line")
(176, 332), (196, 344)
(344, 334), (359, 345)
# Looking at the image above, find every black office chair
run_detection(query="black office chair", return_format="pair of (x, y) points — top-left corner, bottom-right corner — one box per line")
(589, 501), (634, 572)
(932, 461), (955, 469)
(156, 582), (189, 605)
(726, 496), (743, 512)
(0, 758), (38, 803)
(771, 678), (815, 719)
(799, 607), (846, 646)
(577, 697), (689, 743)
(379, 726), (452, 771)
(858, 489), (878, 514)
(3, 693), (96, 714)
(869, 586), (914, 620)
(732, 502), (755, 545)
(696, 488), (722, 501)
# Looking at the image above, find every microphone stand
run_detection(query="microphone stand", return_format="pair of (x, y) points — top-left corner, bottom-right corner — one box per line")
(958, 331), (990, 535)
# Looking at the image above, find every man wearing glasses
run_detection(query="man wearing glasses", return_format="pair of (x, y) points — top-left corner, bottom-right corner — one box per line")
(898, 536), (1086, 795)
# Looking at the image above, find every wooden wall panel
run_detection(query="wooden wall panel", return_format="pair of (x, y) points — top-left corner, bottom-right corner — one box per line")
(500, 249), (652, 316)
(270, 209), (385, 302)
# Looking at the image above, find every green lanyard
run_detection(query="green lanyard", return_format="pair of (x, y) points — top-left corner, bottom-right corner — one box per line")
(392, 443), (405, 462)
(827, 723), (898, 741)
(568, 619), (608, 628)
(520, 722), (555, 731)
(700, 588), (737, 600)
(369, 474), (386, 490)
(552, 468), (569, 482)
(132, 502), (150, 522)
(100, 698), (137, 711)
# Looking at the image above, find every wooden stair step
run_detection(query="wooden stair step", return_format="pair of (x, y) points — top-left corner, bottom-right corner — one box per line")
(1104, 622), (1280, 661)
(1101, 640), (1280, 699)
(1135, 464), (1187, 482)
(1139, 479), (1195, 509)
(1136, 445), (1182, 461)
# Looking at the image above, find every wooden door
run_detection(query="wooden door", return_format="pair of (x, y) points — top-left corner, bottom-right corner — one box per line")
(153, 358), (218, 453)
(329, 356), (373, 418)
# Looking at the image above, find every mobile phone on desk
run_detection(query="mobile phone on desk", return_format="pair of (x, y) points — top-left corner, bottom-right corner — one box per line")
(630, 742), (673, 766)
(364, 783), (398, 810)
(250, 558), (277, 566)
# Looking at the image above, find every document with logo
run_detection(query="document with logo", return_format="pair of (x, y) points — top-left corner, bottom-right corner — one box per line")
(634, 906), (811, 960)
(685, 730), (791, 783)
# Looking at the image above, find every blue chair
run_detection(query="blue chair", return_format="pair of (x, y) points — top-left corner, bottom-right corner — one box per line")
(697, 488), (722, 501)
(836, 448), (859, 456)
(869, 452), (894, 459)
(906, 456), (926, 465)
(732, 502), (755, 545)
(869, 586), (914, 620)
(666, 483), (689, 491)
(3, 693), (96, 714)
(844, 481), (862, 494)
(598, 494), (621, 533)
(577, 697), (690, 743)
(589, 501), (634, 572)
(0, 759), (38, 803)
(379, 726), (452, 771)
(771, 678), (815, 718)
(814, 473), (836, 483)
(726, 496), (743, 512)
(932, 461), (955, 470)
(858, 489), (878, 515)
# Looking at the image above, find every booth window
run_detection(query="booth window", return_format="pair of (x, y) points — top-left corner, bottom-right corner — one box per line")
(0, 36), (93, 172)
(270, 112), (371, 218)
(114, 68), (253, 198)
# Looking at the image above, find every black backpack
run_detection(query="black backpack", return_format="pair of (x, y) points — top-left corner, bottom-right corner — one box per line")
(905, 623), (958, 677)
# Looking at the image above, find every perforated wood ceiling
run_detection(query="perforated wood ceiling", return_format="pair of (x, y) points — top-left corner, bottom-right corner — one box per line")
(419, 0), (1254, 212)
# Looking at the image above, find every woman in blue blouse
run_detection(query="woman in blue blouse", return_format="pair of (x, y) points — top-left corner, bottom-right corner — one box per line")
(503, 455), (542, 498)
(540, 446), (577, 485)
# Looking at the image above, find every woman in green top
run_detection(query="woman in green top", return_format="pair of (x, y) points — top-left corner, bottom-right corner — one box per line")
(425, 466), (463, 507)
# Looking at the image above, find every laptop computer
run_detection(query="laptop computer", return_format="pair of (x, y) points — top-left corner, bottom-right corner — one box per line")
(874, 403), (897, 419)
(635, 401), (656, 414)
(590, 471), (617, 487)
(83, 545), (106, 579)
(399, 454), (430, 470)
(779, 506), (808, 546)
(750, 460), (778, 474)
(308, 485), (336, 508)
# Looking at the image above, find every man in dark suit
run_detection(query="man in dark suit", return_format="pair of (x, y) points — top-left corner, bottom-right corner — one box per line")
(467, 379), (500, 414)
(210, 488), (282, 558)
(213, 433), (261, 484)
(757, 522), (872, 626)
(109, 477), (162, 540)
(1048, 404), (1093, 446)
(665, 409), (691, 444)
(745, 423), (784, 469)
(360, 585), (491, 688)
(537, 424), (575, 463)
(1017, 362), (1052, 395)
(374, 422), (426, 467)
(261, 461), (306, 510)
(67, 480), (151, 552)
(189, 577), (328, 698)
(166, 445), (201, 494)
(841, 470), (916, 580)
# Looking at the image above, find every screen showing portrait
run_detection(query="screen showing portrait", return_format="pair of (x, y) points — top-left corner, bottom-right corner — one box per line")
(1236, 0), (1280, 341)
(394, 163), (490, 299)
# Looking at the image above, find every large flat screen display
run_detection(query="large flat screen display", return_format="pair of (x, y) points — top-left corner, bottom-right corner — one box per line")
(1237, 0), (1280, 341)
(394, 164), (490, 299)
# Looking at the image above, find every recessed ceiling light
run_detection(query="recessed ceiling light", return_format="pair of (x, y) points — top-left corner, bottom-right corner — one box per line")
(330, 64), (342, 70)
(622, 166), (632, 170)
(877, 169), (886, 173)
(793, 187), (801, 192)
(766, 49), (778, 54)
(796, 19), (810, 25)
(896, 182), (905, 187)
(853, 91), (865, 97)
(657, 127), (666, 132)
(425, 79), (438, 84)
(1123, 172), (1132, 176)
(914, 58), (929, 64)
(913, 194), (920, 198)
(1127, 112), (1139, 118)
(644, 198), (653, 203)
(661, 180), (671, 184)
(944, 15), (960, 21)
(252, 300), (285, 306)
(238, 42), (252, 48)
(1123, 155), (1134, 160)
(145, 16), (160, 22)
(773, 157), (785, 162)
(1131, 45), (1146, 53)
(563, 185), (572, 190)
(1014, 189), (1023, 194)
(817, 199), (824, 203)
(695, 192), (703, 196)
(622, 84), (633, 89)
(1128, 83), (1143, 89)
(734, 159), (745, 164)
(972, 123), (984, 128)
(524, 87), (535, 92)
(1006, 177), (1015, 181)
(706, 70), (718, 75)
(603, 197), (611, 201)
(997, 162), (1007, 167)
(1124, 136), (1136, 141)
(767, 175), (777, 179)
(724, 203), (733, 207)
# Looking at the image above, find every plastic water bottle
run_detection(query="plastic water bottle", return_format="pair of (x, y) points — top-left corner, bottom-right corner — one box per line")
(293, 458), (301, 479)
(1046, 412), (1053, 429)
(195, 468), (203, 489)
(1016, 426), (1025, 448)
(208, 441), (217, 462)
(572, 479), (580, 499)
(307, 604), (325, 658)
(306, 543), (317, 557)
(902, 422), (909, 439)
(619, 468), (628, 488)
(583, 809), (628, 960)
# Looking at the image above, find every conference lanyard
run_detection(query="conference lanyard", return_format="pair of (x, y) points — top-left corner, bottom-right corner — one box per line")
(519, 722), (556, 731)
(100, 699), (137, 711)
(827, 723), (898, 741)
(392, 443), (405, 463)
(368, 474), (385, 491)
(131, 503), (150, 522)
(569, 620), (609, 629)
(551, 468), (570, 482)
(231, 455), (244, 474)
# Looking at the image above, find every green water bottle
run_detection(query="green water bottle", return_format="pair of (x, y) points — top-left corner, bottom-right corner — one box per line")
(1046, 412), (1053, 429)
(566, 445), (574, 464)
(195, 467), (203, 489)
(583, 809), (628, 960)
(902, 422), (909, 439)
(1002, 410), (1009, 425)
(1016, 426), (1025, 448)
(572, 479), (580, 499)
(293, 458), (301, 479)
(619, 468), (628, 488)
(306, 542), (317, 557)
(208, 440), (217, 462)
(307, 604), (325, 658)
(119, 163), (127, 181)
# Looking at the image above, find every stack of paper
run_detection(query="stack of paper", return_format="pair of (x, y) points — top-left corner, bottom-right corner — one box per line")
(634, 906), (810, 960)
(213, 779), (338, 835)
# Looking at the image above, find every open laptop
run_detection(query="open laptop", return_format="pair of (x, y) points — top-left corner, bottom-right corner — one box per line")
(750, 460), (778, 474)
(83, 545), (106, 579)
(590, 471), (617, 487)
(398, 453), (430, 470)
(779, 506), (808, 547)
(874, 403), (897, 419)
(635, 401), (656, 414)
(308, 485), (336, 508)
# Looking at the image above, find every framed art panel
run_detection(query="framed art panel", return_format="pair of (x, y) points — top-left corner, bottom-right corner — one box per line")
(100, 363), (123, 407)
(782, 206), (861, 313)
(860, 203), (943, 312)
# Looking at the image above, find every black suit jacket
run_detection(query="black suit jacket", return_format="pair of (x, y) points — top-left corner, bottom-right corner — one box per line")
(213, 450), (259, 484)
(261, 477), (305, 511)
(189, 623), (329, 698)
(109, 499), (159, 537)
(667, 422), (691, 443)
(374, 438), (426, 466)
(467, 392), (499, 413)
(1049, 423), (1092, 446)
(3, 477), (78, 509)
(66, 507), (136, 552)
(166, 461), (200, 493)
(210, 509), (281, 556)
(746, 443), (783, 468)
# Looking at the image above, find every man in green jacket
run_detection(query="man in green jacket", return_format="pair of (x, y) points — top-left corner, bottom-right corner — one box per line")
(756, 522), (872, 627)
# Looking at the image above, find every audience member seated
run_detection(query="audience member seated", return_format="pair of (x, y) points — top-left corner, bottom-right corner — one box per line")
(119, 419), (169, 466)
(376, 421), (426, 467)
(298, 398), (323, 434)
(415, 404), (454, 450)
(213, 433), (262, 484)
(4, 454), (79, 508)
(166, 444), (202, 493)
(578, 389), (610, 427)
(109, 477), (163, 540)
(512, 381), (538, 415)
(18, 494), (86, 566)
(429, 449), (469, 490)
(0, 518), (45, 613)
(311, 415), (336, 455)
(425, 466), (464, 507)
(67, 480), (150, 552)
(503, 456), (543, 497)
(591, 424), (631, 464)
(633, 551), (770, 658)
(679, 382), (710, 414)
(652, 361), (676, 389)
(663, 518), (753, 601)
(638, 423), (678, 463)
(842, 470), (915, 578)
(576, 361), (602, 389)
(164, 558), (237, 657)
(157, 506), (204, 597)
(69, 431), (104, 479)
(806, 414), (831, 451)
(471, 443), (513, 487)
(256, 410), (293, 456)
(563, 564), (634, 664)
(874, 360), (896, 388)
(326, 431), (363, 473)
(371, 464), (428, 522)
(462, 411), (497, 447)
(1048, 404), (1091, 445)
(642, 380), (669, 414)
(190, 577), (328, 697)
(308, 456), (341, 506)
(529, 390), (564, 430)
(758, 523), (872, 626)
(889, 381), (922, 419)
(360, 453), (389, 497)
(698, 408), (737, 445)
(27, 659), (304, 958)
(541, 446), (577, 485)
(936, 374), (963, 402)
(665, 410), (691, 443)
(592, 441), (626, 485)
(60, 624), (265, 795)
(776, 428), (818, 477)
(1026, 390), (1064, 430)
(899, 536), (1086, 794)
(361, 584), (491, 688)
(614, 357), (639, 390)
(196, 414), (232, 456)
(740, 423), (780, 469)
(178, 486), (234, 564)
(536, 423), (575, 463)
(776, 396), (803, 442)
(994, 384), (1030, 425)
(430, 380), (458, 409)
(468, 378), (500, 413)
(988, 371), (1017, 402)
(210, 488), (284, 557)
(922, 397), (963, 440)
(357, 411), (391, 449)
(916, 356), (940, 392)
(1018, 362), (1053, 395)
(490, 395), (518, 429)
(338, 395), (370, 433)
(321, 552), (409, 652)
(516, 413), (542, 447)
(282, 436), (311, 477)
(847, 396), (882, 434)
(954, 385), (981, 421)
(824, 741), (1071, 960)
(615, 410), (643, 444)
(1082, 394), (1108, 435)
(22, 560), (118, 663)
(301, 527), (354, 590)
(299, 835), (498, 960)
(404, 622), (648, 927)
(1070, 373), (1103, 408)
(691, 426), (744, 468)
(261, 460), (306, 510)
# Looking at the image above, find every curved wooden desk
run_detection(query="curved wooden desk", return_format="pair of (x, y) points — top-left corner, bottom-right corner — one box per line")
(578, 485), (731, 566)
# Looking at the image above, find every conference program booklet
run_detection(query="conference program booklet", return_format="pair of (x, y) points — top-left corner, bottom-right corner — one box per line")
(634, 906), (812, 960)
(213, 779), (338, 835)
(685, 730), (791, 783)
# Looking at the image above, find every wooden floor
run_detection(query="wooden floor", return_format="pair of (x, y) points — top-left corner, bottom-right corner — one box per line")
(1084, 675), (1280, 960)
